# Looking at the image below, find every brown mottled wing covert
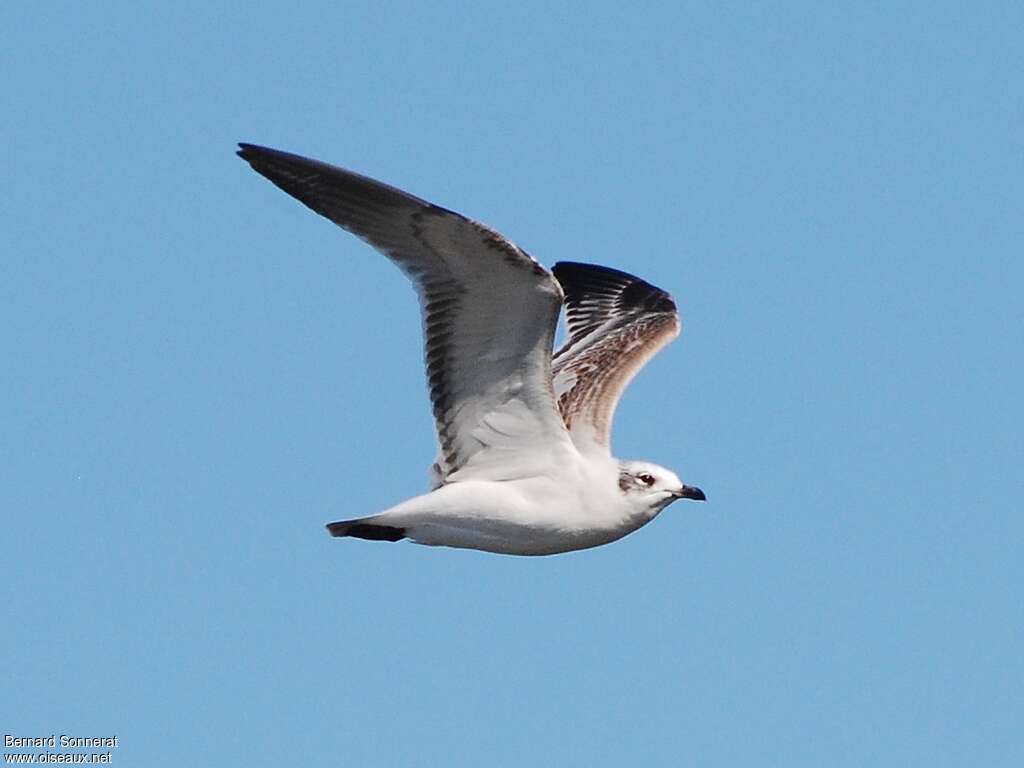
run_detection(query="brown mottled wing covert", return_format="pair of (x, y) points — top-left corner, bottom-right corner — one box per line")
(551, 262), (680, 457)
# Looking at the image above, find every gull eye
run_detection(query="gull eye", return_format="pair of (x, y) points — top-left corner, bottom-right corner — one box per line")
(637, 472), (656, 487)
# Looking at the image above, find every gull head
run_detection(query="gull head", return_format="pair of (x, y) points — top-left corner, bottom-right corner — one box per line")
(618, 460), (706, 515)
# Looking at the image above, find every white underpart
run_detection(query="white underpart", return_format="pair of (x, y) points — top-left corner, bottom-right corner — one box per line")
(366, 453), (672, 556)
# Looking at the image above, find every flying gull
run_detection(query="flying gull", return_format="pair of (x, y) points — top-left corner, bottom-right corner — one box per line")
(237, 143), (705, 556)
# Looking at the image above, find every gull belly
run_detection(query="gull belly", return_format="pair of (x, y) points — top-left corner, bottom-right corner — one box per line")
(364, 456), (650, 556)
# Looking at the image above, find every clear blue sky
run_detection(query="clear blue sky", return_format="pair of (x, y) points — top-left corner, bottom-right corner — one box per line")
(4, 2), (1021, 765)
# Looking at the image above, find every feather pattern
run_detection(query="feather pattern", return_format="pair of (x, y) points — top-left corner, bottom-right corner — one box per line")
(551, 262), (681, 456)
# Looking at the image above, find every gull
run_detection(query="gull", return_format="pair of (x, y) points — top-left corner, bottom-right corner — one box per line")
(237, 143), (705, 556)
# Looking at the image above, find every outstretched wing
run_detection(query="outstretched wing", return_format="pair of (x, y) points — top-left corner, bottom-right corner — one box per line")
(550, 262), (680, 457)
(238, 143), (576, 482)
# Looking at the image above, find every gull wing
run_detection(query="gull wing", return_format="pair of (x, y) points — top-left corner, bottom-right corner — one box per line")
(550, 262), (680, 457)
(237, 143), (577, 482)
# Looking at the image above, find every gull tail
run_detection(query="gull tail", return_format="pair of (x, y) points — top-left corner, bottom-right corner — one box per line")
(325, 517), (407, 542)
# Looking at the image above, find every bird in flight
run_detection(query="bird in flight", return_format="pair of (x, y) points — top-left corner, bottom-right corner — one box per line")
(237, 143), (705, 556)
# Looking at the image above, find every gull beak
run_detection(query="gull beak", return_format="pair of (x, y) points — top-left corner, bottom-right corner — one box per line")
(674, 485), (706, 501)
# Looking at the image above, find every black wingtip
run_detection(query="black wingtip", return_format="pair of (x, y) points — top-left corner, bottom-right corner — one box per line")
(236, 142), (264, 162)
(237, 142), (290, 165)
(553, 261), (638, 284)
(553, 261), (676, 314)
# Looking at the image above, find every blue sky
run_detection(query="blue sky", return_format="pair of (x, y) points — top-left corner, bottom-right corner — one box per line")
(3, 2), (1022, 765)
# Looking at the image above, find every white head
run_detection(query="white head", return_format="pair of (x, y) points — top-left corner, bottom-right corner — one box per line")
(618, 460), (705, 517)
